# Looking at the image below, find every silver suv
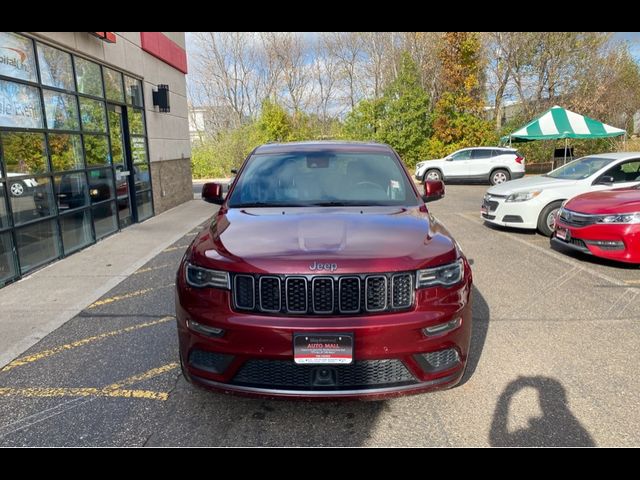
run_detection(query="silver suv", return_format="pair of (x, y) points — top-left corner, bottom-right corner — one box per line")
(415, 147), (526, 185)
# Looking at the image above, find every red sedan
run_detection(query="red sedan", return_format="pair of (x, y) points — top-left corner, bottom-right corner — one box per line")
(552, 186), (640, 264)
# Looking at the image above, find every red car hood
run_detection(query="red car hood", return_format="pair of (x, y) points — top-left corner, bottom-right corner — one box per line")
(566, 187), (640, 215)
(189, 206), (459, 274)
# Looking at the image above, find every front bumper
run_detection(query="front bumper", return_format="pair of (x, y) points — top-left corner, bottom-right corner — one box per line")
(553, 220), (640, 264)
(481, 195), (540, 229)
(176, 268), (473, 399)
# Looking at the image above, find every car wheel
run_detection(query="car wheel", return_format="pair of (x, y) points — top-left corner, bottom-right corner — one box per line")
(490, 169), (510, 186)
(10, 182), (25, 197)
(537, 201), (563, 237)
(424, 169), (442, 182)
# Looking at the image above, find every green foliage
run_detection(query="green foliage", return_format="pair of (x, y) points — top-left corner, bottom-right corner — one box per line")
(255, 99), (293, 142)
(342, 98), (384, 141)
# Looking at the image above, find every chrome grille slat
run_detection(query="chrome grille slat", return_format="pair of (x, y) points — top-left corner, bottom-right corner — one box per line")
(233, 272), (415, 316)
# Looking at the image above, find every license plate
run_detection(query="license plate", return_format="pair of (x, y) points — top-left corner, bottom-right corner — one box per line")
(481, 205), (488, 215)
(556, 227), (570, 241)
(293, 333), (353, 365)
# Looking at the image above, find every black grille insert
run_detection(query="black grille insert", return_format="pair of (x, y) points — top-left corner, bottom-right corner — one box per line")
(232, 359), (416, 390)
(232, 272), (416, 316)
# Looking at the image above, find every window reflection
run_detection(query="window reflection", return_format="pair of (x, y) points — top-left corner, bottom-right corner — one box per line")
(79, 97), (106, 132)
(107, 106), (124, 165)
(0, 131), (48, 175)
(83, 135), (110, 166)
(37, 43), (74, 91)
(130, 136), (147, 163)
(0, 232), (17, 284)
(54, 172), (88, 212)
(124, 76), (143, 107)
(74, 57), (103, 97)
(49, 133), (84, 171)
(92, 201), (118, 239)
(43, 90), (79, 130)
(10, 176), (55, 225)
(0, 32), (38, 82)
(0, 186), (9, 229)
(60, 209), (93, 254)
(15, 219), (60, 273)
(87, 168), (115, 204)
(129, 109), (145, 135)
(133, 163), (151, 192)
(104, 67), (124, 103)
(0, 80), (43, 129)
(136, 190), (153, 221)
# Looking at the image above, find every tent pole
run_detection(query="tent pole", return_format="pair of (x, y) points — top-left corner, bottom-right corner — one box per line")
(564, 138), (568, 165)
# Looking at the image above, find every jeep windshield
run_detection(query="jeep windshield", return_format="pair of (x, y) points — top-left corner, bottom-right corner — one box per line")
(227, 151), (419, 208)
(545, 156), (615, 180)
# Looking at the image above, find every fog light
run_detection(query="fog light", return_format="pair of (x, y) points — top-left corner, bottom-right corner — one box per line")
(423, 317), (462, 337)
(186, 319), (224, 337)
(586, 240), (624, 250)
(414, 348), (460, 373)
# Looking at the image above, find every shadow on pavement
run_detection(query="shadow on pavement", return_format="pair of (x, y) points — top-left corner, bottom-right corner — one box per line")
(460, 285), (489, 385)
(489, 376), (595, 447)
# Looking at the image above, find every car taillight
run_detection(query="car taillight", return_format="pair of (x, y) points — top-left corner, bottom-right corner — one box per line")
(515, 156), (524, 164)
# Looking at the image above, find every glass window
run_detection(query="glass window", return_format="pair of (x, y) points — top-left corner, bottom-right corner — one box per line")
(1, 132), (48, 175)
(88, 168), (115, 204)
(55, 172), (88, 212)
(602, 160), (640, 183)
(0, 232), (17, 284)
(133, 163), (151, 192)
(37, 43), (75, 91)
(0, 185), (9, 229)
(43, 90), (79, 130)
(103, 67), (124, 103)
(0, 79), (43, 129)
(136, 190), (153, 221)
(83, 134), (110, 166)
(15, 219), (60, 273)
(130, 136), (147, 164)
(471, 149), (492, 160)
(107, 106), (124, 165)
(450, 150), (472, 161)
(49, 133), (83, 171)
(547, 157), (615, 180)
(92, 201), (118, 239)
(0, 32), (37, 82)
(124, 76), (143, 107)
(129, 109), (145, 135)
(11, 176), (55, 225)
(79, 97), (106, 132)
(60, 209), (93, 254)
(74, 57), (103, 97)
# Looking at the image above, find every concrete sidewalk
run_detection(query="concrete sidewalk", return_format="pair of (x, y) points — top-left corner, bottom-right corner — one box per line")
(0, 199), (215, 368)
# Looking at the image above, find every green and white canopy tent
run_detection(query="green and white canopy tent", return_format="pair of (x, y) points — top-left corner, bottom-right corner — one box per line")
(501, 105), (626, 163)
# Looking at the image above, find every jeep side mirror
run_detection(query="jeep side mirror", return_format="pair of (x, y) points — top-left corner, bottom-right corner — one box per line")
(422, 180), (445, 203)
(202, 182), (225, 205)
(595, 175), (615, 185)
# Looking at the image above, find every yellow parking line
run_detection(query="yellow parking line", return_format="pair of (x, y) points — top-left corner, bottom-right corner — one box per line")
(1, 317), (174, 373)
(0, 363), (179, 401)
(0, 387), (168, 401)
(134, 264), (171, 275)
(87, 284), (174, 309)
(162, 244), (191, 253)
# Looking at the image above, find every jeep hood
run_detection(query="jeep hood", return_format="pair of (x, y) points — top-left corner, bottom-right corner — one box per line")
(190, 206), (459, 274)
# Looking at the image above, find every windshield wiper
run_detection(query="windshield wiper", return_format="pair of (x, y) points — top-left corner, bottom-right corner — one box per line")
(309, 201), (388, 207)
(232, 202), (308, 208)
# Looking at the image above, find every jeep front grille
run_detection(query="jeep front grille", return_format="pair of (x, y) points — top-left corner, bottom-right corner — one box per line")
(232, 272), (414, 316)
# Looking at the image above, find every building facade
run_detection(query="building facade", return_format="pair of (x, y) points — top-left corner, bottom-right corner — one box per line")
(0, 32), (191, 288)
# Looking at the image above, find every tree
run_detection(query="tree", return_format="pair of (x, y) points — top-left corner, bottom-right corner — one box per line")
(255, 99), (292, 143)
(430, 32), (495, 157)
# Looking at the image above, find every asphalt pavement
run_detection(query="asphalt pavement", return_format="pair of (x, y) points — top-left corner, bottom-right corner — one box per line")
(0, 184), (638, 446)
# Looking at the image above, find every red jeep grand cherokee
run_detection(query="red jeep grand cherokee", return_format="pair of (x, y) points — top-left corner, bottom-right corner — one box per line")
(176, 142), (473, 399)
(553, 185), (640, 264)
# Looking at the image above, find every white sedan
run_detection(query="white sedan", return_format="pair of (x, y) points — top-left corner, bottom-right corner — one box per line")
(481, 152), (640, 236)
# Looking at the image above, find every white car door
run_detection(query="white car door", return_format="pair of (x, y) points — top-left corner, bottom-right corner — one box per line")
(592, 159), (640, 190)
(444, 149), (472, 178)
(469, 149), (493, 177)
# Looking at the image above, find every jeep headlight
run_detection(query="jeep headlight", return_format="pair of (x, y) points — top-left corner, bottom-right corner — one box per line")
(416, 259), (464, 288)
(185, 263), (230, 289)
(505, 190), (542, 202)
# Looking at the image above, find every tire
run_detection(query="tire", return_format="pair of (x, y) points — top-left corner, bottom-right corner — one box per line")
(537, 201), (563, 237)
(9, 182), (25, 197)
(490, 169), (510, 186)
(423, 169), (442, 182)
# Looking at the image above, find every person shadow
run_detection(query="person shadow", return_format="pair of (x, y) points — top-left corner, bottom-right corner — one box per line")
(489, 376), (595, 447)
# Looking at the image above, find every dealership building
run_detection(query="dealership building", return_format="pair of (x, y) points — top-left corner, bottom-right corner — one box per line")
(0, 32), (192, 288)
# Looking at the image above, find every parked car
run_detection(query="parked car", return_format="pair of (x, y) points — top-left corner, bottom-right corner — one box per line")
(552, 186), (640, 264)
(6, 173), (38, 197)
(176, 141), (473, 399)
(482, 152), (640, 236)
(415, 147), (525, 186)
